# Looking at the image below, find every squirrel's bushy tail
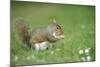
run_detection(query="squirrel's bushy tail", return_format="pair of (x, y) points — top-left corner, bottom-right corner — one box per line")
(15, 19), (31, 48)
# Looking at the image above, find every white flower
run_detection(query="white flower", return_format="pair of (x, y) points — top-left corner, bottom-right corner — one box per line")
(15, 56), (18, 61)
(81, 57), (86, 61)
(51, 51), (54, 55)
(85, 48), (90, 54)
(86, 56), (91, 61)
(79, 50), (84, 54)
(27, 56), (31, 60)
(81, 25), (85, 29)
(85, 48), (90, 53)
(56, 48), (61, 51)
(31, 54), (36, 59)
(81, 56), (91, 61)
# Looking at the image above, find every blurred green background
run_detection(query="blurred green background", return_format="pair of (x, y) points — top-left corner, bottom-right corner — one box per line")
(11, 1), (95, 66)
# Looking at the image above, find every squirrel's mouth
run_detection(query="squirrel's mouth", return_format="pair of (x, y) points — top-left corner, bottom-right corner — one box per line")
(52, 32), (65, 39)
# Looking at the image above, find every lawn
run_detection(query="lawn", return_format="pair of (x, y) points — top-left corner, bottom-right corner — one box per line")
(11, 1), (95, 66)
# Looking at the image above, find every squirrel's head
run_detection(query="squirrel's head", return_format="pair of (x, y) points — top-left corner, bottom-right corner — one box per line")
(48, 19), (64, 39)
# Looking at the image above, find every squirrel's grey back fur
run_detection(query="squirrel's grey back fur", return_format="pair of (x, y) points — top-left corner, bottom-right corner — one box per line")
(30, 26), (58, 45)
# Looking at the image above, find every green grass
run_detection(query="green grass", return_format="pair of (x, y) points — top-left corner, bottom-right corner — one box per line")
(11, 1), (95, 66)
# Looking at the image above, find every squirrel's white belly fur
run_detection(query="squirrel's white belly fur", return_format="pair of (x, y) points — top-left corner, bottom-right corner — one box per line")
(34, 42), (52, 51)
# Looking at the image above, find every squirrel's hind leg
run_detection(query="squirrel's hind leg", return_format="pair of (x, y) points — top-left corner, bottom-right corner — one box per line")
(34, 42), (49, 51)
(34, 43), (40, 51)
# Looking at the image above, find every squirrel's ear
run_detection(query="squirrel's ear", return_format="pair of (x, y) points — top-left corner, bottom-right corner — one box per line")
(49, 19), (57, 26)
(52, 19), (57, 23)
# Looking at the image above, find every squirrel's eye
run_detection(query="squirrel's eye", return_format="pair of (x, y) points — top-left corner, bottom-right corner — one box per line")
(56, 27), (59, 29)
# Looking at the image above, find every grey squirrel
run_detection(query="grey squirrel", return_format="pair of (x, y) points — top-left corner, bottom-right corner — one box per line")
(16, 19), (64, 51)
